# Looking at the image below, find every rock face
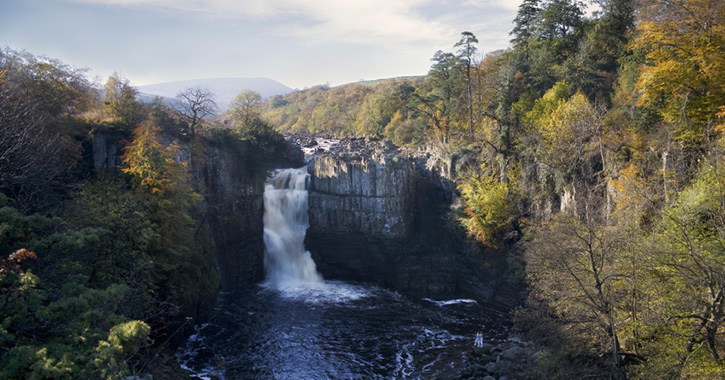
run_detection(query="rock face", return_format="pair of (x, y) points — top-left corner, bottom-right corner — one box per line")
(202, 145), (265, 290)
(304, 138), (511, 305)
(196, 133), (517, 306)
(91, 131), (123, 169)
(200, 137), (303, 291)
(308, 149), (414, 238)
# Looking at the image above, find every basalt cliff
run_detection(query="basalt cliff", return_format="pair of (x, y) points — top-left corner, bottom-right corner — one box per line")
(200, 135), (516, 307)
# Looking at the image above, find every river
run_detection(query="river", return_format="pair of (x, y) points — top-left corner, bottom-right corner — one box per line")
(178, 281), (509, 379)
(178, 168), (510, 379)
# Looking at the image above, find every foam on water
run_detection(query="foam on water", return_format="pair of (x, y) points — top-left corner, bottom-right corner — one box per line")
(422, 298), (479, 307)
(178, 168), (511, 378)
(261, 280), (372, 304)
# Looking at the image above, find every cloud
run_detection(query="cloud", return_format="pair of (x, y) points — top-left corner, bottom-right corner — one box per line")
(65, 0), (514, 49)
(464, 0), (523, 11)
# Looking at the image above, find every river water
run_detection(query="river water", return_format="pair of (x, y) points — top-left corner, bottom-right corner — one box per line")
(178, 281), (509, 379)
(178, 168), (509, 379)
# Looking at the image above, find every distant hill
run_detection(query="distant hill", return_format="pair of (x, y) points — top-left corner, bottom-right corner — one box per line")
(261, 76), (426, 139)
(136, 77), (293, 111)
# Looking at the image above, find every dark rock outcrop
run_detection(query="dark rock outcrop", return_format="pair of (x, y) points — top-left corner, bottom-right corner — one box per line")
(91, 131), (124, 169)
(194, 133), (517, 306)
(200, 137), (303, 291)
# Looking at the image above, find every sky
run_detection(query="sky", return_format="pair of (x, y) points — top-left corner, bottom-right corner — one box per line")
(1, 0), (526, 89)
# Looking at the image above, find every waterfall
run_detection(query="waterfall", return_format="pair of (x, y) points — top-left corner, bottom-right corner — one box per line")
(263, 167), (322, 287)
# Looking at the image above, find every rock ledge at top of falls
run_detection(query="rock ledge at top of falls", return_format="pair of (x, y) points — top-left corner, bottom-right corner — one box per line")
(287, 134), (400, 164)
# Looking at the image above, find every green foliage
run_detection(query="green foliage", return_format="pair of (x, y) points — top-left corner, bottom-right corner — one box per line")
(0, 48), (223, 379)
(261, 78), (425, 143)
(103, 73), (142, 128)
(0, 251), (149, 380)
(644, 146), (725, 376)
(633, 0), (725, 131)
(227, 89), (262, 127)
(1, 0), (723, 377)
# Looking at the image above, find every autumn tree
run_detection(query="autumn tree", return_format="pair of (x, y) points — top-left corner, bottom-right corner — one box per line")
(122, 115), (201, 285)
(525, 213), (629, 379)
(633, 0), (725, 138)
(104, 72), (142, 127)
(175, 87), (216, 138)
(458, 163), (515, 247)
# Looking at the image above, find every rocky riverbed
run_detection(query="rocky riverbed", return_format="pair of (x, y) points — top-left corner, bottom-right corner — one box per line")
(456, 338), (541, 380)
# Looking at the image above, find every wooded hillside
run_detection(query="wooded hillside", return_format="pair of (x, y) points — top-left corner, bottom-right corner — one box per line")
(261, 0), (725, 377)
(0, 49), (288, 379)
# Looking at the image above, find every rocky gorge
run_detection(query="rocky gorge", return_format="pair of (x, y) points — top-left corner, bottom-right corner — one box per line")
(146, 132), (531, 379)
(199, 134), (520, 307)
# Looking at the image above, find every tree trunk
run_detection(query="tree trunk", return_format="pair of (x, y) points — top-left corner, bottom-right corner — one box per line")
(608, 319), (627, 380)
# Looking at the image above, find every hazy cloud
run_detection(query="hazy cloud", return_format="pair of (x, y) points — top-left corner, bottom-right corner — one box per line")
(463, 0), (522, 11)
(65, 0), (515, 48)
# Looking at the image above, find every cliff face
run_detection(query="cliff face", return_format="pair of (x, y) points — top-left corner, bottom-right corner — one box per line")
(200, 136), (303, 291)
(197, 134), (514, 306)
(304, 138), (513, 306)
(202, 145), (265, 290)
(308, 152), (414, 238)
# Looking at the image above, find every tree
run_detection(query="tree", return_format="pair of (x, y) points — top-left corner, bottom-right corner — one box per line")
(410, 51), (462, 144)
(650, 146), (725, 377)
(590, 0), (635, 74)
(510, 0), (542, 51)
(104, 73), (142, 127)
(458, 163), (514, 247)
(633, 0), (725, 137)
(537, 0), (585, 55)
(518, 0), (585, 93)
(0, 51), (88, 211)
(354, 88), (392, 137)
(526, 213), (629, 379)
(228, 89), (262, 127)
(455, 31), (480, 140)
(0, 47), (94, 117)
(175, 87), (216, 138)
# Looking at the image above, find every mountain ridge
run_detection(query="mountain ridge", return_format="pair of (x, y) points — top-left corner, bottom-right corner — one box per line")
(136, 77), (294, 111)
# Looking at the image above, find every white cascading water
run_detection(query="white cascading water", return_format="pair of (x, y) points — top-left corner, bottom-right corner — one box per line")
(263, 167), (322, 287)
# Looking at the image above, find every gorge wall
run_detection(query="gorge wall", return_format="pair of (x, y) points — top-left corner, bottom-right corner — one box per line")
(200, 135), (516, 307)
(304, 138), (515, 307)
(200, 136), (303, 291)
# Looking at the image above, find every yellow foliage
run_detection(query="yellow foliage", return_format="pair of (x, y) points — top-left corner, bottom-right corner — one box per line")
(633, 0), (725, 127)
(458, 166), (512, 247)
